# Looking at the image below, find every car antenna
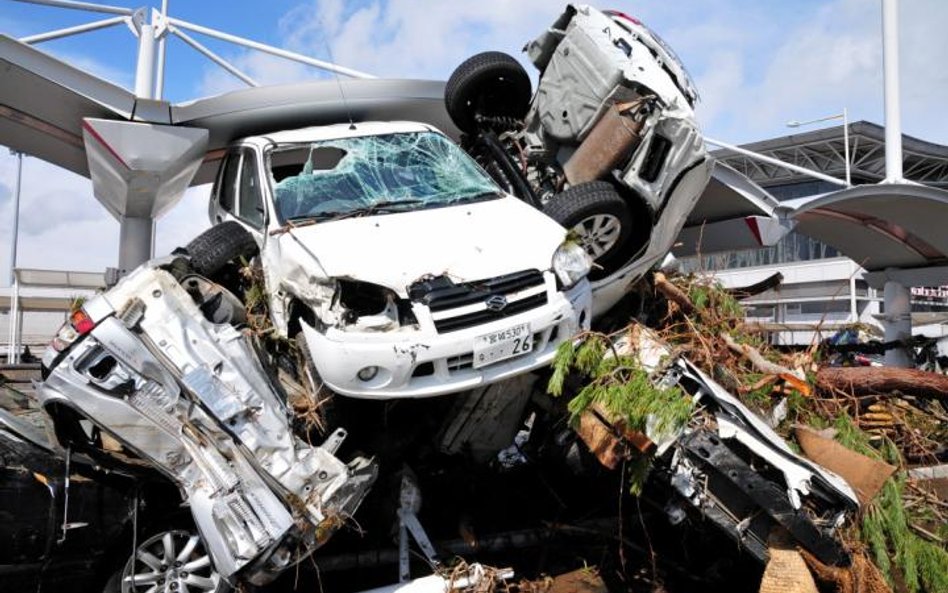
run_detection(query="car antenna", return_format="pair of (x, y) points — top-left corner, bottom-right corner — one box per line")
(320, 27), (357, 131)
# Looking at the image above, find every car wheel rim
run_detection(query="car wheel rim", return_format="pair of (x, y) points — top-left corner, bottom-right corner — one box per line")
(573, 214), (622, 259)
(122, 530), (221, 593)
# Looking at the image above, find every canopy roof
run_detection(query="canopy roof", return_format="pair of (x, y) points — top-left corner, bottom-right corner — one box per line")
(789, 183), (948, 287)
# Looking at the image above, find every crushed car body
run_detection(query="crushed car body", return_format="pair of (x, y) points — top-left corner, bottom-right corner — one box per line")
(572, 326), (860, 565)
(204, 121), (592, 399)
(37, 258), (377, 587)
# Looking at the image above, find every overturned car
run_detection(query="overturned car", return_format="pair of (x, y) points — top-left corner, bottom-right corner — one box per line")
(38, 257), (376, 589)
(446, 4), (710, 316)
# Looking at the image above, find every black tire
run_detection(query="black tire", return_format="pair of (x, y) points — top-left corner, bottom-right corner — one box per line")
(185, 221), (258, 278)
(445, 51), (532, 134)
(543, 181), (633, 278)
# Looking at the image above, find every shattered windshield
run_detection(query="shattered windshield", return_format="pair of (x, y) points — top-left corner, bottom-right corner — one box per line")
(270, 131), (501, 222)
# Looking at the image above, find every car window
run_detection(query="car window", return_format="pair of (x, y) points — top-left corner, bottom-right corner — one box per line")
(238, 149), (265, 227)
(218, 152), (240, 214)
(270, 131), (501, 222)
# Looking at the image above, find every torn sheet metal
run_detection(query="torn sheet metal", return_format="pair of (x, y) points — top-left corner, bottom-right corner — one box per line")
(37, 261), (376, 584)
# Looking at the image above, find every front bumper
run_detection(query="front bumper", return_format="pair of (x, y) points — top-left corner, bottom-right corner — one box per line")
(303, 279), (592, 398)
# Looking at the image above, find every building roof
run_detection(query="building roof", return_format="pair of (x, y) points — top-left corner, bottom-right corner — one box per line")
(712, 121), (948, 189)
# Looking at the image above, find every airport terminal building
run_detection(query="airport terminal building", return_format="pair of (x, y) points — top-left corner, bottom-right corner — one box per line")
(685, 121), (948, 344)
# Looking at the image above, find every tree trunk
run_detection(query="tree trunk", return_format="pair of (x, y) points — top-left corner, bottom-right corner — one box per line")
(816, 366), (948, 400)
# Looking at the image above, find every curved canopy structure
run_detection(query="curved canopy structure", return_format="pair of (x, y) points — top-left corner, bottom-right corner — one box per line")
(789, 183), (948, 287)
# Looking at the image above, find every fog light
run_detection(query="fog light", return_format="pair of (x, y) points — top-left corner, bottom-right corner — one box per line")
(357, 366), (379, 382)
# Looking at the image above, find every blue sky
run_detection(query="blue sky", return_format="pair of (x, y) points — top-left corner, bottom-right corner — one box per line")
(2, 0), (947, 276)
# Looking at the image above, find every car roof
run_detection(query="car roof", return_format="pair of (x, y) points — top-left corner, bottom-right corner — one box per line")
(243, 121), (440, 146)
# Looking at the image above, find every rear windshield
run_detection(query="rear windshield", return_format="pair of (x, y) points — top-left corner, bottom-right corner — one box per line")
(269, 131), (501, 222)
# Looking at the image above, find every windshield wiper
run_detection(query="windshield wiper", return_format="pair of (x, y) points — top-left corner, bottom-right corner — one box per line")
(312, 199), (426, 221)
(445, 191), (503, 205)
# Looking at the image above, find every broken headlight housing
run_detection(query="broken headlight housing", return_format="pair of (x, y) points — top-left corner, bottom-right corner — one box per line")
(552, 241), (592, 288)
(338, 280), (415, 330)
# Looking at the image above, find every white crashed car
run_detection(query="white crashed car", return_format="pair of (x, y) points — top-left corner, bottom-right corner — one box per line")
(445, 4), (711, 316)
(194, 121), (592, 399)
(38, 258), (377, 589)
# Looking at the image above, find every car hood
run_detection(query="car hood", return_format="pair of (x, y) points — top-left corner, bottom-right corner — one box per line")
(281, 196), (567, 296)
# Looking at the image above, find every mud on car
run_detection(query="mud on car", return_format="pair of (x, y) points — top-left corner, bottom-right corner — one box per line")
(445, 4), (711, 316)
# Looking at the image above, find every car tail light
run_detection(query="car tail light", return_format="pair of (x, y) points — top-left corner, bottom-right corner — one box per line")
(70, 309), (96, 335)
(49, 308), (96, 353)
(604, 10), (642, 25)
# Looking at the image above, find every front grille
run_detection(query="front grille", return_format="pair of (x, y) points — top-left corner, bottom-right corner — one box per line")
(409, 269), (550, 334)
(411, 270), (545, 312)
(434, 293), (547, 333)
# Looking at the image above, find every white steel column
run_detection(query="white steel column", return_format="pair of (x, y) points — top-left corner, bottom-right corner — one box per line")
(849, 261), (858, 323)
(882, 0), (904, 183)
(883, 279), (912, 367)
(118, 217), (156, 274)
(7, 277), (20, 364)
(7, 152), (22, 286)
(123, 15), (158, 269)
(134, 20), (157, 99)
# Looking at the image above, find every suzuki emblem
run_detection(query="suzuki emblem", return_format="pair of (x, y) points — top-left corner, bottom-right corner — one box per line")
(485, 294), (508, 312)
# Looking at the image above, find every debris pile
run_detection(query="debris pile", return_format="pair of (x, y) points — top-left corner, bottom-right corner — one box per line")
(552, 270), (948, 593)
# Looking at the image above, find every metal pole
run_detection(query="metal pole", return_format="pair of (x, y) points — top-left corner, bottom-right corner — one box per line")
(171, 27), (259, 87)
(849, 261), (858, 323)
(154, 1), (169, 99)
(705, 137), (849, 187)
(12, 0), (134, 16)
(8, 152), (22, 287)
(134, 21), (157, 99)
(882, 0), (903, 183)
(117, 217), (154, 273)
(19, 15), (128, 44)
(883, 279), (912, 367)
(8, 277), (19, 364)
(168, 17), (376, 79)
(842, 107), (851, 186)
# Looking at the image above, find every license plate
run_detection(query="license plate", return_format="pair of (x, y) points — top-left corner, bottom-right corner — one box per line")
(473, 323), (533, 369)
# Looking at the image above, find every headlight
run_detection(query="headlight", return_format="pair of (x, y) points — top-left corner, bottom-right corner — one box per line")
(552, 241), (592, 288)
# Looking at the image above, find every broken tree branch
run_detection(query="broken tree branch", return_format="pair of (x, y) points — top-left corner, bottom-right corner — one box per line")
(815, 367), (948, 401)
(654, 272), (694, 314)
(726, 271), (784, 300)
(721, 332), (801, 378)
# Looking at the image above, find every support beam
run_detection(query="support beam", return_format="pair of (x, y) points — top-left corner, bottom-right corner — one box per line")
(883, 279), (912, 367)
(12, 0), (134, 16)
(7, 278), (20, 364)
(168, 16), (376, 80)
(706, 137), (849, 187)
(19, 15), (128, 44)
(7, 152), (22, 286)
(134, 22), (157, 99)
(882, 0), (904, 182)
(171, 27), (259, 87)
(81, 119), (209, 271)
(118, 217), (155, 274)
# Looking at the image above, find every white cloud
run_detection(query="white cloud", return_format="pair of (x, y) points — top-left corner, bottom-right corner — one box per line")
(6, 0), (948, 280)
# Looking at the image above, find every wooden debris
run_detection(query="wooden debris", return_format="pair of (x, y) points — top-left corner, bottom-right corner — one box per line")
(575, 404), (656, 470)
(721, 332), (802, 379)
(654, 271), (695, 314)
(795, 426), (896, 505)
(815, 366), (948, 401)
(759, 547), (819, 593)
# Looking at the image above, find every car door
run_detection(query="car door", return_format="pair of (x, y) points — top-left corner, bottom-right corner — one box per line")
(211, 147), (267, 240)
